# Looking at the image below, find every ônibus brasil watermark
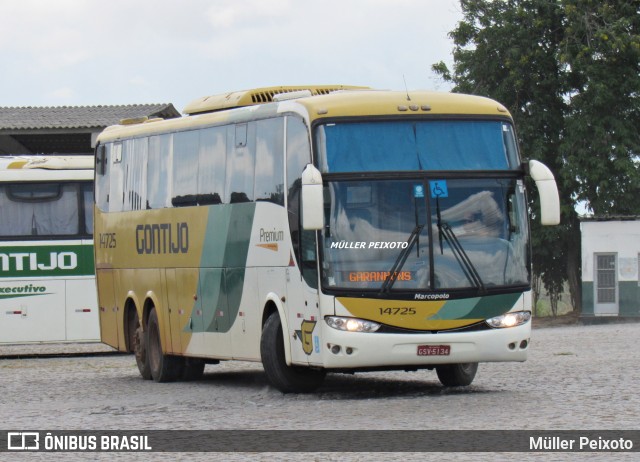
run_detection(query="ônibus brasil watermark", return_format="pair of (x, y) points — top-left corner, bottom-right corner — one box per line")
(2, 430), (638, 453)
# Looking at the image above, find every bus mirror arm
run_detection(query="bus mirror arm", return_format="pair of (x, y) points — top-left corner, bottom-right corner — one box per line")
(301, 164), (324, 230)
(528, 160), (560, 226)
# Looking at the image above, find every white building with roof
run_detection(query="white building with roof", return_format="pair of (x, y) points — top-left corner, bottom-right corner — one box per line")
(581, 218), (640, 317)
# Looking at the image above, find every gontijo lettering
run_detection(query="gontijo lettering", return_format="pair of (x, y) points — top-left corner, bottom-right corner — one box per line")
(135, 223), (189, 255)
(0, 252), (77, 272)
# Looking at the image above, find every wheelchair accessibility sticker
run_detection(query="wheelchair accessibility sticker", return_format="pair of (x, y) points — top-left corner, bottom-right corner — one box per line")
(429, 180), (448, 198)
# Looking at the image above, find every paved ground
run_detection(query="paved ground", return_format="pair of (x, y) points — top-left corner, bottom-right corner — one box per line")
(1, 321), (638, 461)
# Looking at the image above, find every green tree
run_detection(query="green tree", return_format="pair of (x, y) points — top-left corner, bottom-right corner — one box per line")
(562, 0), (640, 215)
(433, 0), (640, 313)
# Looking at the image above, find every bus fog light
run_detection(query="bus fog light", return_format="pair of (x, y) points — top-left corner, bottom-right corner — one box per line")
(486, 311), (531, 329)
(325, 316), (381, 332)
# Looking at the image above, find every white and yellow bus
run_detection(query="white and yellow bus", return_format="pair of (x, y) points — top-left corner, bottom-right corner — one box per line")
(94, 86), (559, 392)
(0, 155), (98, 344)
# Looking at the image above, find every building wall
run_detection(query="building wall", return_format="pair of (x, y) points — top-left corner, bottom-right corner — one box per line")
(581, 220), (640, 317)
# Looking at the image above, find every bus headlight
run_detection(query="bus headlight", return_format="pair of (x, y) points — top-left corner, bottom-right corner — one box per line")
(325, 316), (381, 332)
(486, 311), (531, 329)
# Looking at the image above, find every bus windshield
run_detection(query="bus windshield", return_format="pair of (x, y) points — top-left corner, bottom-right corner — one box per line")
(317, 120), (530, 294)
(316, 119), (520, 173)
(320, 178), (530, 293)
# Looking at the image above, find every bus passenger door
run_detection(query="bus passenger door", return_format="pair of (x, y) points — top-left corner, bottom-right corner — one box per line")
(226, 267), (260, 360)
(165, 268), (183, 354)
(96, 269), (119, 349)
(286, 229), (322, 366)
(166, 268), (203, 355)
(283, 114), (322, 365)
(199, 268), (232, 358)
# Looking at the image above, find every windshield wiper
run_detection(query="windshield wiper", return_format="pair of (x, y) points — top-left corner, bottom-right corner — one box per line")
(438, 221), (486, 292)
(379, 224), (424, 294)
(434, 197), (485, 292)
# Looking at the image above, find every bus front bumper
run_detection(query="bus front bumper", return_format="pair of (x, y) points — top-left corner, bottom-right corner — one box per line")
(317, 321), (531, 370)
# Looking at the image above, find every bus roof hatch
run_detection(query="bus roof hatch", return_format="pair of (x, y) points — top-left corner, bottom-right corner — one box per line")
(183, 85), (369, 115)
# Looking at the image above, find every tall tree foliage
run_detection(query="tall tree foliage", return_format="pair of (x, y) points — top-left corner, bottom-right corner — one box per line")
(433, 0), (640, 312)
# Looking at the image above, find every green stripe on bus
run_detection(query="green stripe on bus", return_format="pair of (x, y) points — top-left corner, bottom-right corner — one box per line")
(0, 244), (94, 278)
(428, 292), (521, 320)
(464, 292), (522, 319)
(187, 203), (256, 334)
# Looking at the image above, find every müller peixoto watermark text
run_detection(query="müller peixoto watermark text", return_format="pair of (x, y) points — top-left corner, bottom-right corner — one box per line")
(530, 435), (634, 451)
(331, 241), (409, 249)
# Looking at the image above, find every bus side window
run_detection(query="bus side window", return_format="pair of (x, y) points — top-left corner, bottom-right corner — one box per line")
(254, 118), (284, 205)
(96, 144), (106, 176)
(82, 183), (94, 235)
(147, 134), (173, 209)
(122, 137), (148, 211)
(172, 130), (200, 207)
(95, 143), (110, 212)
(109, 142), (124, 212)
(226, 123), (256, 204)
(198, 126), (226, 205)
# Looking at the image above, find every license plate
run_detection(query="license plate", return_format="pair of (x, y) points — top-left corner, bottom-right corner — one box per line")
(417, 345), (450, 356)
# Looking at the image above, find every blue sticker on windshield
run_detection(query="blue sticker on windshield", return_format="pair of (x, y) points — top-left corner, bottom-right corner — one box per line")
(413, 184), (425, 198)
(430, 180), (448, 198)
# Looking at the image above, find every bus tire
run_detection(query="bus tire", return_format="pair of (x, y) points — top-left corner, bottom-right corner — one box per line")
(146, 307), (183, 382)
(133, 310), (152, 380)
(260, 312), (325, 393)
(182, 358), (205, 381)
(436, 362), (478, 387)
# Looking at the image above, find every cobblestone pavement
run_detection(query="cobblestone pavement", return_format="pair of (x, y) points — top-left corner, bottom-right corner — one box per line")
(1, 322), (638, 461)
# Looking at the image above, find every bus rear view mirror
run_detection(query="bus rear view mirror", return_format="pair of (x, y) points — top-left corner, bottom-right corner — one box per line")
(529, 160), (560, 226)
(301, 164), (324, 230)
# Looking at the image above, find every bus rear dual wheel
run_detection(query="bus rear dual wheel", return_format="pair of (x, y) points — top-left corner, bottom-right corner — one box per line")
(142, 307), (205, 382)
(132, 310), (151, 380)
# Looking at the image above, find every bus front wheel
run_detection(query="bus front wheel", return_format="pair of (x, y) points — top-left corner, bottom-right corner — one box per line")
(436, 363), (478, 387)
(146, 307), (183, 382)
(260, 312), (325, 393)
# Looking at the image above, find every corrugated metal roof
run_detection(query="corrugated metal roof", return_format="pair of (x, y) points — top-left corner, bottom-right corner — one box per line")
(0, 104), (181, 130)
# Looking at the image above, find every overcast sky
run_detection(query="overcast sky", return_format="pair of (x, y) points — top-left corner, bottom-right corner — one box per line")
(0, 0), (462, 113)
